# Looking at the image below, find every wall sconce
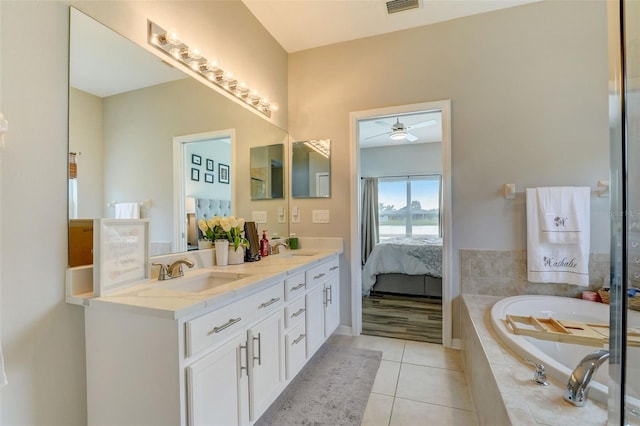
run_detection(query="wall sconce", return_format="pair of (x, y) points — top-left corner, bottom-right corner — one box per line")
(147, 21), (275, 118)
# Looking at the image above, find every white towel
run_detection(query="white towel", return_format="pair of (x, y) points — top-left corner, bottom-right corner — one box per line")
(537, 187), (589, 244)
(526, 187), (590, 286)
(114, 202), (140, 219)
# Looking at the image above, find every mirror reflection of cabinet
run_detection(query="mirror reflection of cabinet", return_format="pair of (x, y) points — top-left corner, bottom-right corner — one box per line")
(291, 140), (331, 198)
(250, 144), (284, 200)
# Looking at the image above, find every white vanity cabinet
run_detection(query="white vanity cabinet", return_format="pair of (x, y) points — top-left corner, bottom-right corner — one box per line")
(304, 256), (340, 358)
(84, 251), (341, 426)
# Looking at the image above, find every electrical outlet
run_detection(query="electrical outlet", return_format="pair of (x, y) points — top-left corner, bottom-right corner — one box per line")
(252, 211), (267, 223)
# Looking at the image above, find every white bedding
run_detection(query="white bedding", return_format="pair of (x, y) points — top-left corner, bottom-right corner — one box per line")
(362, 235), (443, 295)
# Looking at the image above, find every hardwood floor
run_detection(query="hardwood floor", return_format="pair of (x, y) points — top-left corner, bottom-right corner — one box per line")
(362, 292), (443, 344)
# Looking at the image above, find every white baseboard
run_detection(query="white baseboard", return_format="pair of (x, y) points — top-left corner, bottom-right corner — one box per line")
(334, 325), (353, 336)
(450, 338), (462, 350)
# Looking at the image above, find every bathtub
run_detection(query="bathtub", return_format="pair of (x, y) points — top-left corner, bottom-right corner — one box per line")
(491, 295), (640, 409)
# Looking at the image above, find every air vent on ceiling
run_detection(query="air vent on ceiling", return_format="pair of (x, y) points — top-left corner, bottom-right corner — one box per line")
(386, 0), (420, 14)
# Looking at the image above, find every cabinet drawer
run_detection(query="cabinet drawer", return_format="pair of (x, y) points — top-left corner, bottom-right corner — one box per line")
(284, 273), (306, 301)
(185, 282), (284, 358)
(186, 299), (247, 358)
(245, 282), (284, 317)
(305, 257), (339, 289)
(285, 322), (307, 380)
(284, 296), (306, 330)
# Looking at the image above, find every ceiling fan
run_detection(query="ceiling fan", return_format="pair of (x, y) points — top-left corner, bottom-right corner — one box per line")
(366, 117), (437, 142)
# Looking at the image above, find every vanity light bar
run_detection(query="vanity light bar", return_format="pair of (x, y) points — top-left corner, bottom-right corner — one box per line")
(304, 139), (331, 158)
(147, 20), (274, 118)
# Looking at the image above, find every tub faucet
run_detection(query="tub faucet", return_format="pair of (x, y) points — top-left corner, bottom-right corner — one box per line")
(564, 349), (609, 407)
(525, 359), (549, 386)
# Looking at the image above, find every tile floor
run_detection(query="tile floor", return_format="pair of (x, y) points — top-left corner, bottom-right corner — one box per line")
(331, 334), (478, 426)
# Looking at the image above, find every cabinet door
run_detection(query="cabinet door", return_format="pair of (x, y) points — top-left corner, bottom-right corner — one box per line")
(186, 334), (249, 426)
(324, 276), (340, 336)
(305, 284), (325, 357)
(248, 310), (284, 421)
(285, 322), (307, 380)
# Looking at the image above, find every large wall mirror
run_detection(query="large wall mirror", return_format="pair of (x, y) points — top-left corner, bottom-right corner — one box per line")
(68, 7), (289, 265)
(291, 139), (331, 198)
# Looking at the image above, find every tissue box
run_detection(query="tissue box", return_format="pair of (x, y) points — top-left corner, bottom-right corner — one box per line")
(68, 219), (94, 267)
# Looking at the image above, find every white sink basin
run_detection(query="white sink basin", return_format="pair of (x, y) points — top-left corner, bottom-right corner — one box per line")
(155, 271), (253, 293)
(273, 249), (318, 258)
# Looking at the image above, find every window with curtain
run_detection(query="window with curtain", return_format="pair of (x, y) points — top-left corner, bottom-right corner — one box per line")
(377, 175), (441, 239)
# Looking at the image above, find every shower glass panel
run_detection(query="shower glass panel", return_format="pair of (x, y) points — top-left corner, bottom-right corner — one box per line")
(610, 1), (640, 424)
(624, 0), (640, 422)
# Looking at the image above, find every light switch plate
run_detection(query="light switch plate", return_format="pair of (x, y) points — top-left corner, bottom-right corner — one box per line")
(291, 206), (300, 223)
(277, 206), (287, 223)
(312, 209), (330, 223)
(252, 211), (268, 224)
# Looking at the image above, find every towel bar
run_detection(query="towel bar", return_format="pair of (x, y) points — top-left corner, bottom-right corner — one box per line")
(503, 181), (609, 200)
(107, 199), (153, 208)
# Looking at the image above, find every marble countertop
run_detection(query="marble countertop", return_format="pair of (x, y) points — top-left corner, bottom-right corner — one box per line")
(462, 294), (608, 425)
(88, 248), (340, 320)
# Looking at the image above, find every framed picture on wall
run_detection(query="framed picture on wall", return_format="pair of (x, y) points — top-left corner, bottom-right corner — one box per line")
(192, 154), (202, 166)
(205, 173), (214, 184)
(191, 168), (200, 181)
(206, 159), (214, 171)
(218, 163), (229, 184)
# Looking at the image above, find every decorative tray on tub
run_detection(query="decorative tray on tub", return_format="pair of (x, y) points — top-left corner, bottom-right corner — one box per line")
(506, 314), (640, 347)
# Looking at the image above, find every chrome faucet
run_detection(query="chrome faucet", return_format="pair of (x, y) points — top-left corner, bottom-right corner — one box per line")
(564, 349), (609, 407)
(152, 258), (195, 280)
(525, 359), (549, 386)
(271, 241), (289, 255)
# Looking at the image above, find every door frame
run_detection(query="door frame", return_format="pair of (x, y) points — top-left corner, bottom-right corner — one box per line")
(172, 129), (236, 253)
(348, 100), (453, 348)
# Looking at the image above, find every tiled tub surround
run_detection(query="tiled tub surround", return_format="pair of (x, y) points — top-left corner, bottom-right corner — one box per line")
(460, 250), (610, 297)
(461, 294), (607, 425)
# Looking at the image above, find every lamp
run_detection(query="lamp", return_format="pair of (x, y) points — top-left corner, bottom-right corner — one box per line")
(148, 20), (274, 118)
(390, 130), (407, 140)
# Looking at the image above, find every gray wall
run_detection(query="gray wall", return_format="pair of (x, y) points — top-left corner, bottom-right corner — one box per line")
(288, 1), (610, 335)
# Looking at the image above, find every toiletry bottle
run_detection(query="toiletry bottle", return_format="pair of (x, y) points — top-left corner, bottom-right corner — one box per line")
(260, 230), (269, 257)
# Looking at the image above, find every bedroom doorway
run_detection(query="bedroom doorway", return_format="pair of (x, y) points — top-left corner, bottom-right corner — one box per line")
(349, 100), (453, 347)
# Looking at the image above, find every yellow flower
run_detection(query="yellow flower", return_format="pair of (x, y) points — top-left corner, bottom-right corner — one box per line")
(237, 218), (245, 229)
(197, 218), (208, 233)
(229, 217), (239, 228)
(206, 218), (215, 229)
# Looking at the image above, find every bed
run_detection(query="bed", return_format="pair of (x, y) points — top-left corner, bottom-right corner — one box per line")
(362, 235), (443, 297)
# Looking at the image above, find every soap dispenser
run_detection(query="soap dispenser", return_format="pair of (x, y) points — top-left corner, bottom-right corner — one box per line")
(260, 230), (270, 257)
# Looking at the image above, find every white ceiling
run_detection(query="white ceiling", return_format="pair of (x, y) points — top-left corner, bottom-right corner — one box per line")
(241, 0), (541, 53)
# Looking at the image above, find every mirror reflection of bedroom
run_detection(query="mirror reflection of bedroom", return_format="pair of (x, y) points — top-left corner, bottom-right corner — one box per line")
(359, 109), (443, 344)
